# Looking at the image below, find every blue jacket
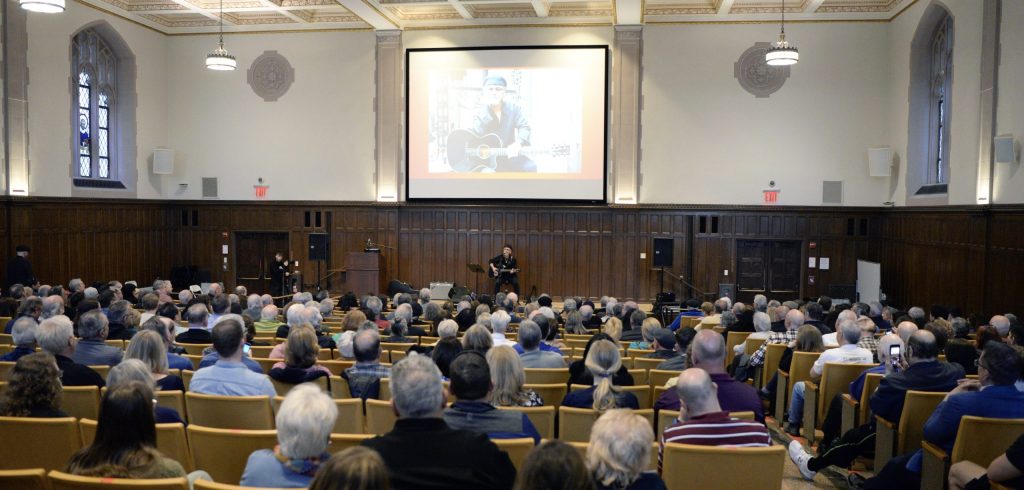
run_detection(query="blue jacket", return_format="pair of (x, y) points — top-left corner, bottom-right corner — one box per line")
(869, 360), (963, 424)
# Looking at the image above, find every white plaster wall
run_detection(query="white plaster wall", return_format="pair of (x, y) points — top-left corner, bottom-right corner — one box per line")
(994, 0), (1024, 204)
(887, 0), (984, 206)
(26, 1), (167, 198)
(640, 23), (891, 206)
(164, 31), (376, 201)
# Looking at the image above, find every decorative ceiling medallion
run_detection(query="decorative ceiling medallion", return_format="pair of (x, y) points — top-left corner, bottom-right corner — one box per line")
(247, 50), (294, 102)
(734, 42), (790, 98)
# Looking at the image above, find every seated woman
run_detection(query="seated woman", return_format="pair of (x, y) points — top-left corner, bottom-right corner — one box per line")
(587, 409), (666, 490)
(568, 334), (634, 387)
(0, 352), (67, 418)
(628, 317), (661, 351)
(486, 345), (543, 407)
(562, 340), (639, 411)
(462, 324), (494, 354)
(384, 320), (414, 344)
(515, 440), (595, 490)
(241, 384), (338, 488)
(270, 325), (331, 385)
(108, 359), (185, 424)
(332, 310), (367, 359)
(126, 330), (185, 391)
(603, 317), (623, 344)
(564, 311), (588, 335)
(309, 446), (390, 490)
(431, 337), (463, 381)
(65, 381), (188, 479)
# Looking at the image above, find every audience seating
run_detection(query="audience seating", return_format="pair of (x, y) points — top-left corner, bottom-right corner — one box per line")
(661, 443), (785, 489)
(524, 368), (569, 385)
(186, 425), (277, 484)
(185, 393), (274, 430)
(0, 417), (81, 471)
(380, 342), (415, 352)
(491, 438), (534, 470)
(194, 481), (296, 490)
(183, 356), (203, 370)
(0, 345), (12, 357)
(328, 375), (350, 399)
(252, 358), (278, 374)
(0, 469), (49, 490)
(271, 396), (362, 434)
(802, 363), (878, 442)
(557, 407), (654, 442)
(648, 369), (680, 391)
(724, 331), (752, 367)
(497, 406), (555, 439)
(79, 419), (194, 472)
(178, 344), (210, 356)
(0, 361), (14, 381)
(156, 391), (187, 422)
(841, 373), (884, 434)
(0, 334), (13, 345)
(922, 416), (1024, 490)
(523, 383), (567, 409)
(327, 434), (374, 454)
(761, 343), (788, 389)
(269, 376), (328, 397)
(379, 378), (393, 401)
(389, 350), (407, 363)
(566, 441), (660, 471)
(181, 370), (195, 390)
(318, 360), (354, 376)
(874, 390), (947, 471)
(632, 358), (666, 371)
(61, 386), (100, 420)
(627, 368), (647, 385)
(774, 351), (820, 422)
(365, 399), (397, 435)
(86, 366), (109, 381)
(568, 384), (652, 410)
(47, 471), (188, 490)
(248, 346), (274, 358)
(627, 348), (655, 358)
(102, 340), (124, 350)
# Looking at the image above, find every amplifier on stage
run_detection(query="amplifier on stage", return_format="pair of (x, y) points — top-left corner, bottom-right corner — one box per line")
(429, 282), (453, 299)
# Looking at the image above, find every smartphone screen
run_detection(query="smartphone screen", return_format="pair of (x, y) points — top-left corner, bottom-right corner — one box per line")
(243, 344), (251, 354)
(889, 344), (901, 371)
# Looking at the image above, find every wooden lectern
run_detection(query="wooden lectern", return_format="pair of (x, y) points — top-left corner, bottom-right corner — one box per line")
(346, 252), (383, 295)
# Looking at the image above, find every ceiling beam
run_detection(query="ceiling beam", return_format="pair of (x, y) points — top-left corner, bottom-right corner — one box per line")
(804, 0), (825, 14)
(448, 0), (473, 18)
(169, 0), (231, 23)
(334, 0), (401, 28)
(530, 0), (550, 17)
(615, 0), (641, 24)
(255, 0), (310, 22)
(716, 0), (733, 16)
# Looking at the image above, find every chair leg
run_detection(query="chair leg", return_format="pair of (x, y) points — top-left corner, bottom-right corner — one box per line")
(873, 421), (896, 472)
(921, 444), (950, 490)
(802, 383), (817, 443)
(774, 374), (789, 422)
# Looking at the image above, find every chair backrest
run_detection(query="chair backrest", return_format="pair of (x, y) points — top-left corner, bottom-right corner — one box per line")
(186, 425), (278, 484)
(566, 441), (660, 472)
(248, 345), (274, 358)
(47, 471), (188, 490)
(896, 390), (948, 453)
(816, 363), (877, 427)
(61, 386), (101, 420)
(858, 373), (885, 422)
(951, 416), (1024, 466)
(318, 360), (354, 376)
(102, 340), (125, 350)
(328, 375), (351, 399)
(762, 343), (788, 386)
(725, 331), (752, 366)
(632, 357), (665, 371)
(0, 469), (49, 490)
(380, 342), (415, 352)
(183, 355), (202, 370)
(648, 369), (680, 390)
(661, 443), (785, 490)
(185, 392), (274, 430)
(270, 376), (328, 397)
(743, 336), (763, 356)
(0, 417), (81, 471)
(365, 398), (396, 435)
(194, 481), (294, 490)
(79, 420), (194, 473)
(271, 396), (363, 434)
(327, 434), (375, 454)
(628, 368), (648, 385)
(389, 350), (407, 363)
(523, 368), (569, 385)
(523, 383), (567, 409)
(252, 357), (278, 374)
(156, 391), (186, 423)
(83, 366), (109, 381)
(181, 370), (195, 390)
(497, 405), (556, 439)
(557, 407), (654, 442)
(491, 438), (534, 470)
(787, 352), (822, 389)
(379, 378), (392, 401)
(178, 343), (210, 356)
(0, 345), (11, 357)
(569, 384), (651, 410)
(628, 349), (655, 358)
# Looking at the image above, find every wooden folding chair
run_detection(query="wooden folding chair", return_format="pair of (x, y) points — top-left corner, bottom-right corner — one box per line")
(248, 345), (274, 358)
(183, 355), (203, 370)
(47, 471), (187, 489)
(0, 361), (16, 381)
(181, 370), (195, 390)
(0, 417), (81, 471)
(252, 357), (278, 374)
(661, 443), (785, 489)
(628, 368), (648, 385)
(328, 375), (351, 399)
(774, 351), (820, 423)
(567, 441), (661, 471)
(270, 376), (329, 396)
(491, 438), (534, 470)
(61, 386), (100, 421)
(802, 363), (877, 442)
(156, 391), (187, 423)
(379, 378), (392, 401)
(178, 343), (210, 356)
(725, 331), (752, 367)
(648, 369), (680, 391)
(557, 407), (653, 442)
(524, 368), (569, 385)
(762, 343), (788, 389)
(497, 405), (555, 439)
(0, 469), (49, 490)
(318, 360), (355, 376)
(628, 348), (655, 358)
(922, 416), (1024, 490)
(185, 392), (274, 429)
(875, 390), (947, 471)
(841, 372), (884, 434)
(79, 419), (194, 473)
(186, 425), (278, 484)
(365, 399), (396, 435)
(523, 383), (567, 409)
(327, 434), (375, 454)
(271, 396), (363, 434)
(632, 357), (666, 371)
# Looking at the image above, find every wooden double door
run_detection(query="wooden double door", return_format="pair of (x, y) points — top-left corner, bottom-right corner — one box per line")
(736, 240), (802, 303)
(235, 232), (290, 296)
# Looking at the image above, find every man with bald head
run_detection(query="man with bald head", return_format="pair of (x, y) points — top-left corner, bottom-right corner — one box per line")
(895, 320), (918, 344)
(789, 329), (964, 481)
(343, 329), (390, 399)
(654, 329), (764, 422)
(659, 368), (771, 471)
(991, 315), (1011, 338)
(748, 308), (805, 368)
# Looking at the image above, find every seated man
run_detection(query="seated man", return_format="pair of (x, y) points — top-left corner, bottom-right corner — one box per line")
(656, 327), (697, 371)
(442, 351), (540, 444)
(196, 314), (264, 374)
(749, 309), (806, 370)
(253, 304), (282, 334)
(189, 317), (276, 397)
(517, 321), (565, 368)
(37, 315), (105, 387)
(362, 353), (516, 490)
(785, 319), (873, 435)
(176, 304), (212, 344)
(71, 310), (123, 367)
(655, 329), (764, 423)
(660, 368), (771, 471)
(645, 328), (677, 359)
(342, 329), (390, 399)
(862, 341), (1024, 490)
(0, 317), (37, 362)
(788, 331), (963, 481)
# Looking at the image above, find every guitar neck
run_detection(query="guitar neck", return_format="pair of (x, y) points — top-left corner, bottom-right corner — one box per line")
(487, 146), (548, 157)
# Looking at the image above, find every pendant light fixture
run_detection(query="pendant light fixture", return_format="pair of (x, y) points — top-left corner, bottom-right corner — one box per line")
(205, 0), (236, 71)
(19, 0), (65, 14)
(765, 0), (799, 66)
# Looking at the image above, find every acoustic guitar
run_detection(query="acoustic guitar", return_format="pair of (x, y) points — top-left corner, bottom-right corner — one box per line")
(488, 267), (521, 278)
(446, 129), (569, 173)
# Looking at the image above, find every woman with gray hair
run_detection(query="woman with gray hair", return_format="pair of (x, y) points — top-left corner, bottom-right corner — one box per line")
(461, 324), (493, 353)
(240, 384), (338, 488)
(107, 359), (185, 424)
(436, 319), (459, 340)
(587, 409), (665, 490)
(125, 330), (185, 391)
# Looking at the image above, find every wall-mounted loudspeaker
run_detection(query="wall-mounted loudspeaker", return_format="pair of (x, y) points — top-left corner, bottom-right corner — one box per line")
(868, 147), (892, 177)
(152, 149), (175, 175)
(994, 135), (1018, 164)
(308, 233), (329, 262)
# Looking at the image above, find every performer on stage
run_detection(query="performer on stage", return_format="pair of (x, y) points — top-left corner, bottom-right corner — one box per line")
(488, 245), (520, 296)
(269, 252), (288, 297)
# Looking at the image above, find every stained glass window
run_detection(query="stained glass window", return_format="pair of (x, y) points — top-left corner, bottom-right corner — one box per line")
(71, 29), (116, 180)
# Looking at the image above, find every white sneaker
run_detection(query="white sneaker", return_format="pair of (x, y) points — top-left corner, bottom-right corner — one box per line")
(788, 440), (817, 481)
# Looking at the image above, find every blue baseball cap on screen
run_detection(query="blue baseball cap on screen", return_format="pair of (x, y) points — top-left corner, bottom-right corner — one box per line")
(483, 76), (507, 87)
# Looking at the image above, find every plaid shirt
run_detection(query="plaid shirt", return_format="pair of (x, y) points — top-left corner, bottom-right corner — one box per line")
(858, 335), (879, 361)
(749, 330), (798, 367)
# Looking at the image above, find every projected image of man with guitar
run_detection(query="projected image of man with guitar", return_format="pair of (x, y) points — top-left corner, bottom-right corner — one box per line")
(489, 244), (521, 295)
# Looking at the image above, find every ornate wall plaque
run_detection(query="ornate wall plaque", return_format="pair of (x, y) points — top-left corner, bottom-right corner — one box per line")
(734, 42), (790, 98)
(247, 50), (294, 102)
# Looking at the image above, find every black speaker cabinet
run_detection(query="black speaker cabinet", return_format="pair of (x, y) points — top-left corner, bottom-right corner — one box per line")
(718, 283), (735, 300)
(652, 237), (674, 267)
(308, 233), (329, 261)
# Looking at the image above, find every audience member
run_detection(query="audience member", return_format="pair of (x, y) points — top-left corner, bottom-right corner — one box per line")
(461, 324), (494, 353)
(125, 330), (185, 391)
(254, 304), (282, 334)
(107, 359), (185, 424)
(70, 310), (124, 367)
(514, 440), (595, 490)
(37, 315), (105, 387)
(656, 327), (696, 371)
(309, 446), (391, 490)
(176, 304), (212, 344)
(588, 409), (665, 490)
(0, 316), (37, 361)
(517, 320), (565, 368)
(949, 433), (1024, 490)
(342, 329), (390, 399)
(487, 345), (544, 407)
(749, 309), (806, 369)
(270, 325), (331, 385)
(141, 316), (191, 370)
(568, 334), (633, 387)
(189, 317), (275, 397)
(0, 352), (66, 417)
(431, 337), (463, 380)
(562, 340), (639, 411)
(443, 351), (541, 443)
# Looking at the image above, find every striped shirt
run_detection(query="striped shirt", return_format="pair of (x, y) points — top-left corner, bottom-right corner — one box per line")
(659, 411), (771, 471)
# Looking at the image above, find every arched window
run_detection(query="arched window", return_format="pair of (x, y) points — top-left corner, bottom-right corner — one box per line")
(73, 29), (117, 181)
(906, 3), (953, 200)
(928, 14), (953, 186)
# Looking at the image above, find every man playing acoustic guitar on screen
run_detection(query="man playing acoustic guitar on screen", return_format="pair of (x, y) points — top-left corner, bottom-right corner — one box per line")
(446, 76), (545, 173)
(489, 244), (521, 295)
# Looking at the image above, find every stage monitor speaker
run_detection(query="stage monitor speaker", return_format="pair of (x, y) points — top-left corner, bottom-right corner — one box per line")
(308, 233), (329, 261)
(652, 238), (674, 267)
(718, 283), (735, 300)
